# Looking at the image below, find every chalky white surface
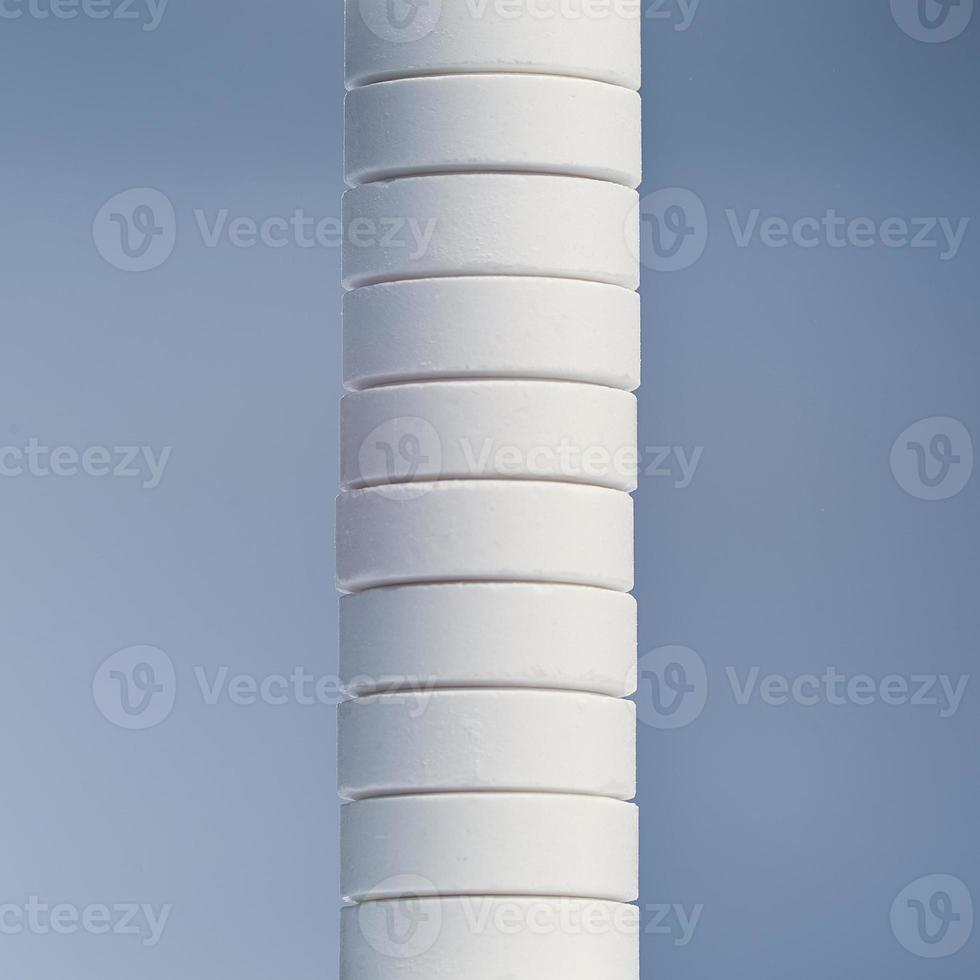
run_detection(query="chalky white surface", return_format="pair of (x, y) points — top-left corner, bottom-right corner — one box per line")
(336, 480), (634, 593)
(338, 689), (636, 801)
(346, 0), (642, 90)
(341, 174), (640, 290)
(343, 277), (640, 392)
(341, 793), (639, 903)
(339, 583), (637, 697)
(341, 380), (638, 491)
(341, 6), (643, 974)
(346, 74), (642, 187)
(342, 897), (640, 979)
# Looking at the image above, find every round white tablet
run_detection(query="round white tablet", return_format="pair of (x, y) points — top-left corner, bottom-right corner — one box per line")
(346, 0), (642, 90)
(340, 583), (637, 697)
(341, 793), (639, 903)
(336, 480), (634, 593)
(342, 896), (639, 979)
(338, 689), (636, 801)
(343, 277), (640, 392)
(341, 380), (638, 492)
(341, 174), (640, 290)
(346, 74), (642, 188)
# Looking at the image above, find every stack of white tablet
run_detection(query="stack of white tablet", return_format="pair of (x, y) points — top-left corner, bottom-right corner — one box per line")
(339, 3), (642, 976)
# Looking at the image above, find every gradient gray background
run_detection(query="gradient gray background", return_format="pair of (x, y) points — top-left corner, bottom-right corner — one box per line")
(1, 1), (977, 977)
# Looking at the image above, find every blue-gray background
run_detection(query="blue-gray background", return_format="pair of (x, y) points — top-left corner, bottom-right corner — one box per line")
(1, 1), (977, 977)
